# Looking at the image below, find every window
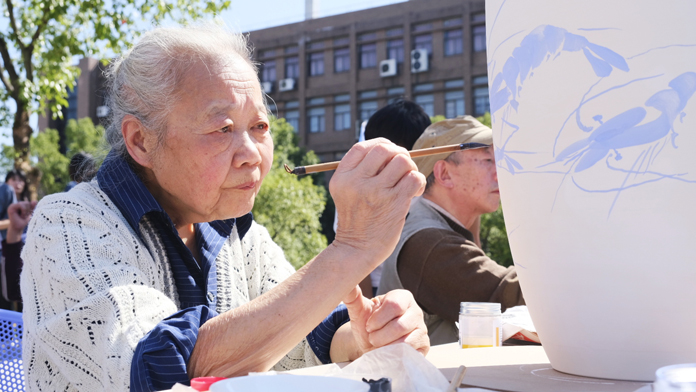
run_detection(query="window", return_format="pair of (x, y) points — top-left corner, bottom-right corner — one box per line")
(445, 91), (465, 118)
(474, 87), (490, 116)
(261, 60), (276, 82)
(285, 56), (299, 79)
(413, 83), (433, 92)
(444, 30), (463, 56)
(413, 34), (433, 55)
(285, 100), (299, 109)
(473, 25), (486, 52)
(358, 32), (377, 41)
(308, 107), (326, 133)
(412, 22), (433, 32)
(334, 48), (350, 73)
(360, 101), (378, 121)
(334, 37), (349, 46)
(309, 41), (325, 50)
(334, 104), (351, 131)
(388, 87), (405, 104)
(359, 90), (378, 99)
(360, 44), (377, 68)
(444, 18), (463, 27)
(445, 79), (465, 88)
(387, 39), (404, 63)
(472, 75), (488, 85)
(285, 46), (299, 54)
(66, 85), (78, 120)
(471, 12), (486, 23)
(308, 97), (325, 105)
(262, 49), (276, 58)
(386, 27), (403, 37)
(285, 110), (299, 133)
(334, 93), (350, 102)
(415, 94), (434, 117)
(308, 52), (324, 76)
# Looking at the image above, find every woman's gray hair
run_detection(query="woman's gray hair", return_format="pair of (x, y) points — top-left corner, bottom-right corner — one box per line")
(104, 24), (258, 159)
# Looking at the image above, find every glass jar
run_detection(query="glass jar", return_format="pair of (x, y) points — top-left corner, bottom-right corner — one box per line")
(654, 364), (696, 392)
(458, 302), (502, 349)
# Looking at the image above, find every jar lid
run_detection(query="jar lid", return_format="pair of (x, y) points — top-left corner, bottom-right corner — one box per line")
(460, 302), (501, 315)
(655, 364), (696, 391)
(191, 377), (226, 391)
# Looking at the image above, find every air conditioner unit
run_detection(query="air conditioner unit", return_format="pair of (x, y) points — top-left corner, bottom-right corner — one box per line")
(279, 78), (295, 92)
(379, 59), (397, 77)
(261, 81), (273, 93)
(410, 49), (429, 73)
(96, 105), (110, 118)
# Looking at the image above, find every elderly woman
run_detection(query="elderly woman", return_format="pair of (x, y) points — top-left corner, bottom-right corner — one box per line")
(20, 26), (428, 392)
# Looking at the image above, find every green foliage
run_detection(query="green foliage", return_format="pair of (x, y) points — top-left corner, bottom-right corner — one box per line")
(430, 115), (446, 124)
(475, 112), (514, 267)
(30, 128), (70, 195)
(252, 118), (327, 269)
(1, 117), (105, 196)
(479, 205), (513, 267)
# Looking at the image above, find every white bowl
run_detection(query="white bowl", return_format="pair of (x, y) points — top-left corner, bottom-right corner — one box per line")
(209, 374), (370, 392)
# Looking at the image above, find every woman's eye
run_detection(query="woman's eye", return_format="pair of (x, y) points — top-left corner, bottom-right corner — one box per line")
(219, 125), (231, 133)
(255, 123), (269, 131)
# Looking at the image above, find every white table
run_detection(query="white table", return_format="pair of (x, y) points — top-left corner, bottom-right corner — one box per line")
(426, 343), (651, 392)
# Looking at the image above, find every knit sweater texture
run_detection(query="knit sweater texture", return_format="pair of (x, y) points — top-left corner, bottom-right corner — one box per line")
(20, 181), (321, 391)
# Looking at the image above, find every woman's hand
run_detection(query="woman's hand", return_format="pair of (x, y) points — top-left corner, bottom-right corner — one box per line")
(339, 285), (429, 360)
(330, 139), (426, 268)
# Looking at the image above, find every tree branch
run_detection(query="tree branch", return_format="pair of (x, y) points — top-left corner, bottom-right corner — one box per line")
(29, 1), (51, 49)
(0, 62), (14, 94)
(4, 0), (24, 50)
(0, 37), (19, 95)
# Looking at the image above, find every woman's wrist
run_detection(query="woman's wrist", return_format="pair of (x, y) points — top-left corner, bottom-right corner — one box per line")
(5, 227), (22, 244)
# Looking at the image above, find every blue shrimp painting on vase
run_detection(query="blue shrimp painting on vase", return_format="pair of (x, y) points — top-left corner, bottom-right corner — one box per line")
(485, 0), (696, 381)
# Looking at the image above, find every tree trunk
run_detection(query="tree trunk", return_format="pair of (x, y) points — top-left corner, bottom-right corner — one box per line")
(12, 105), (40, 201)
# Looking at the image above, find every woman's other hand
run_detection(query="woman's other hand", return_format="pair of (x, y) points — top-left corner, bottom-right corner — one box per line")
(7, 201), (37, 244)
(341, 285), (429, 360)
(330, 138), (426, 267)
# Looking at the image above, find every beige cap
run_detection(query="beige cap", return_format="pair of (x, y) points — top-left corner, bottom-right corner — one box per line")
(412, 115), (493, 177)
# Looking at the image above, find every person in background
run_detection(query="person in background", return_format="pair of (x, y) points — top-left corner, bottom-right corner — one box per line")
(5, 169), (30, 202)
(357, 99), (431, 298)
(1, 201), (36, 308)
(0, 177), (17, 240)
(65, 152), (97, 191)
(377, 116), (525, 345)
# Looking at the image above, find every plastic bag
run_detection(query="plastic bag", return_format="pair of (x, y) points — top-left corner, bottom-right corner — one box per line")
(329, 344), (450, 392)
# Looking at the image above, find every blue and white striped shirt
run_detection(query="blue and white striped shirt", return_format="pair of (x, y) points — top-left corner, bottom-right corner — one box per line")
(97, 153), (349, 391)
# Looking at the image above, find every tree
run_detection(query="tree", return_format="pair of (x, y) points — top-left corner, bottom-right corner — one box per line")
(1, 117), (104, 195)
(0, 0), (231, 198)
(252, 118), (328, 269)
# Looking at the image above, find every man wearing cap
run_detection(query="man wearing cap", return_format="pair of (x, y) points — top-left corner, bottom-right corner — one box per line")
(377, 116), (524, 345)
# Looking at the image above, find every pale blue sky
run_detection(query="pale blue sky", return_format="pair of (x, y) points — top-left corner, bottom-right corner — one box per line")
(222, 0), (406, 32)
(1, 0), (406, 147)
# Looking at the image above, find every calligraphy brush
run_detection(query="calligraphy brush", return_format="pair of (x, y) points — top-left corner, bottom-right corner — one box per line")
(284, 142), (490, 175)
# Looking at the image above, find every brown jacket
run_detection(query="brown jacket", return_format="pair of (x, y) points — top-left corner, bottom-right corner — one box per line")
(378, 197), (524, 345)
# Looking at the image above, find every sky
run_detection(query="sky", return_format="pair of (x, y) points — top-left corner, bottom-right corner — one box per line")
(0, 0), (407, 148)
(222, 0), (407, 33)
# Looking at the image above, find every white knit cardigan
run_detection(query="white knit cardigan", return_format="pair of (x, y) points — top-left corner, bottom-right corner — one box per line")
(20, 181), (321, 391)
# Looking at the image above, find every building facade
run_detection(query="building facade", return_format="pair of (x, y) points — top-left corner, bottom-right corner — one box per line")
(248, 0), (489, 161)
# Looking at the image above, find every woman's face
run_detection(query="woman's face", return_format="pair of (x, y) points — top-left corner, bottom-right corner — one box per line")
(142, 55), (273, 225)
(7, 176), (24, 196)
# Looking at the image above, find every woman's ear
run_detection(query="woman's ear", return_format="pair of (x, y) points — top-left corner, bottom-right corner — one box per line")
(122, 115), (154, 168)
(432, 160), (454, 189)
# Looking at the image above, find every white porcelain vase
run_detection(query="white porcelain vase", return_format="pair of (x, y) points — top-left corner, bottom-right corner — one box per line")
(485, 0), (696, 381)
